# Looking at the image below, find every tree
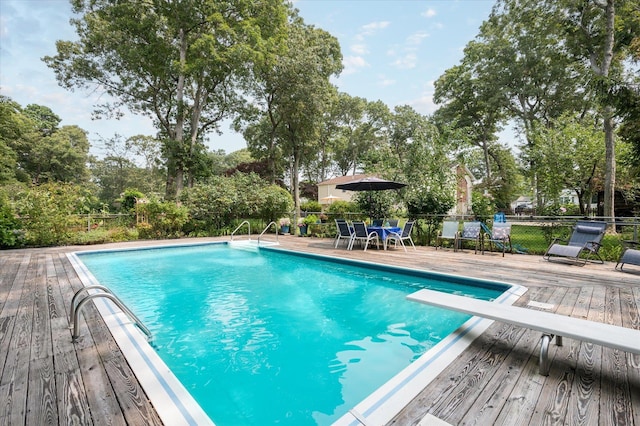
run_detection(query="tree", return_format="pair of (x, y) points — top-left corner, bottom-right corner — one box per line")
(45, 0), (289, 197)
(550, 0), (635, 221)
(526, 114), (605, 214)
(240, 15), (342, 220)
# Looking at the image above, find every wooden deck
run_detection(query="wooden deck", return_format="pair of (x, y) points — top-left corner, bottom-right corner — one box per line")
(1, 236), (639, 425)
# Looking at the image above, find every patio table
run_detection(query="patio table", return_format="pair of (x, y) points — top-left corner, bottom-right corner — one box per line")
(367, 226), (402, 250)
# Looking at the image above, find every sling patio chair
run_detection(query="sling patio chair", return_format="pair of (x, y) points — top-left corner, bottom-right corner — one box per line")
(436, 220), (460, 251)
(543, 220), (607, 265)
(386, 220), (416, 252)
(457, 221), (482, 254)
(482, 222), (512, 257)
(348, 221), (380, 251)
(334, 219), (353, 248)
(616, 241), (640, 272)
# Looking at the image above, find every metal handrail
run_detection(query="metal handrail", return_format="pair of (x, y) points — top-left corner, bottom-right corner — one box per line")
(70, 287), (152, 342)
(258, 221), (278, 244)
(231, 220), (250, 240)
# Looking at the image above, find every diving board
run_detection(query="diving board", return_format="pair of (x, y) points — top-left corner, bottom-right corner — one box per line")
(407, 289), (640, 375)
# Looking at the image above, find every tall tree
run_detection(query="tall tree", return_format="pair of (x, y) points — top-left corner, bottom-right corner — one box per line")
(551, 0), (632, 221)
(45, 0), (288, 197)
(275, 19), (342, 218)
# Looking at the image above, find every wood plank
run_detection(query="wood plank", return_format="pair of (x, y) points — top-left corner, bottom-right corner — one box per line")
(527, 286), (584, 424)
(429, 287), (560, 424)
(26, 357), (57, 426)
(31, 254), (52, 361)
(627, 286), (640, 424)
(0, 253), (38, 424)
(489, 287), (569, 425)
(565, 285), (605, 425)
(599, 287), (633, 425)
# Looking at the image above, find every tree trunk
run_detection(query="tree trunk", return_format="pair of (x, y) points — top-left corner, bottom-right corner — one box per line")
(592, 0), (616, 223)
(172, 28), (187, 198)
(603, 109), (616, 220)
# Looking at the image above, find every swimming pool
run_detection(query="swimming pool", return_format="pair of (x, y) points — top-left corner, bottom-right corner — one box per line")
(70, 242), (525, 425)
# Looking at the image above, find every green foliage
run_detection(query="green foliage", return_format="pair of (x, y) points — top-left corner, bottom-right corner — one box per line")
(0, 190), (23, 248)
(11, 183), (93, 246)
(353, 191), (397, 220)
(136, 199), (189, 239)
(303, 214), (319, 225)
(119, 189), (146, 212)
(180, 173), (293, 234)
(45, 0), (290, 197)
(259, 185), (294, 222)
(471, 191), (495, 223)
(325, 200), (358, 220)
(300, 200), (322, 213)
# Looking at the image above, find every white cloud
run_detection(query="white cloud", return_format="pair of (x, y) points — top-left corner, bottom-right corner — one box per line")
(421, 8), (437, 18)
(356, 20), (390, 40)
(351, 43), (368, 55)
(342, 55), (369, 75)
(392, 53), (417, 70)
(406, 31), (429, 46)
(378, 77), (396, 87)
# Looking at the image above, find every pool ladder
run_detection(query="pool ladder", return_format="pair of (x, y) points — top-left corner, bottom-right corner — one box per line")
(230, 220), (279, 245)
(69, 285), (152, 343)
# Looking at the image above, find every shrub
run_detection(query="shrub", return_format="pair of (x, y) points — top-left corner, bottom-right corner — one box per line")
(300, 200), (322, 213)
(137, 199), (189, 238)
(0, 195), (23, 248)
(12, 183), (92, 246)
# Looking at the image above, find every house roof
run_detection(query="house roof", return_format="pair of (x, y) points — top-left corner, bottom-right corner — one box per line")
(317, 174), (374, 186)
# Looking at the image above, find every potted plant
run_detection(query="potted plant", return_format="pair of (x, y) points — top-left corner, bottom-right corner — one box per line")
(298, 214), (318, 236)
(297, 217), (308, 235)
(279, 217), (291, 234)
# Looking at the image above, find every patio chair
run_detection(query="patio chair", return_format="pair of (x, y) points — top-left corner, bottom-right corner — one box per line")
(543, 220), (607, 265)
(387, 219), (399, 227)
(458, 221), (482, 254)
(616, 241), (640, 272)
(372, 219), (383, 226)
(436, 220), (459, 251)
(387, 220), (416, 252)
(348, 221), (380, 251)
(334, 219), (352, 248)
(482, 222), (512, 256)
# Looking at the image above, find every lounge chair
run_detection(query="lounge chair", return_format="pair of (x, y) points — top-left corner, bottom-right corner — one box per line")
(616, 241), (640, 272)
(334, 219), (352, 248)
(348, 221), (380, 251)
(436, 220), (459, 251)
(458, 221), (482, 254)
(543, 220), (607, 265)
(482, 222), (512, 256)
(387, 220), (416, 252)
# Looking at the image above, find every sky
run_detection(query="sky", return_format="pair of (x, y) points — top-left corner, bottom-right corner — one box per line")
(0, 0), (503, 158)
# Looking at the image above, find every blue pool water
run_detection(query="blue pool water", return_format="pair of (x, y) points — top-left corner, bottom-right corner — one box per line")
(78, 243), (507, 425)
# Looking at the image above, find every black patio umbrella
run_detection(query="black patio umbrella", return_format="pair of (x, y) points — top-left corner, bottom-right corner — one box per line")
(336, 177), (407, 220)
(335, 177), (407, 191)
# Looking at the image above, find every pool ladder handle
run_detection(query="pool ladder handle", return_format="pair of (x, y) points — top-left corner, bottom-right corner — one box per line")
(230, 220), (251, 241)
(69, 285), (152, 343)
(258, 221), (279, 244)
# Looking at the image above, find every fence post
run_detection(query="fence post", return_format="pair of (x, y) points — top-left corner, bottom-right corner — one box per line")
(87, 214), (91, 232)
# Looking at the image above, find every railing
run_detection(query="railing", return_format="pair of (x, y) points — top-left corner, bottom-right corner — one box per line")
(69, 285), (152, 343)
(258, 221), (279, 245)
(231, 220), (251, 240)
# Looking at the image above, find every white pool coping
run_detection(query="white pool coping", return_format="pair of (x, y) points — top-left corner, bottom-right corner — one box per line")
(68, 250), (215, 426)
(68, 243), (527, 426)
